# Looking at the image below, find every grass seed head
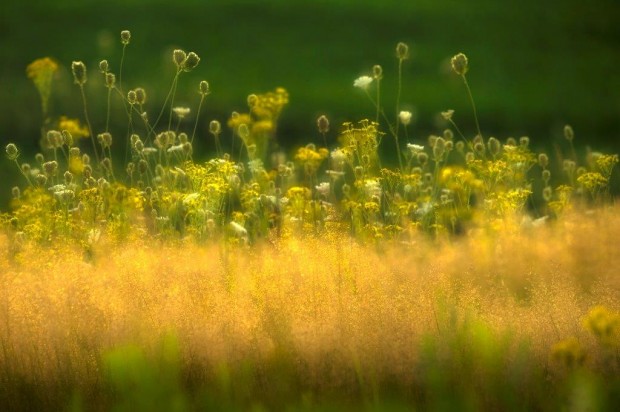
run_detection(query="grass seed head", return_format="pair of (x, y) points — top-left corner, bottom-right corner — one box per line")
(99, 59), (109, 73)
(5, 143), (19, 160)
(317, 115), (329, 134)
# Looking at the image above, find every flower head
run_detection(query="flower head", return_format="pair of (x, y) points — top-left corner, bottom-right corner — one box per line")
(399, 111), (412, 126)
(353, 75), (373, 90)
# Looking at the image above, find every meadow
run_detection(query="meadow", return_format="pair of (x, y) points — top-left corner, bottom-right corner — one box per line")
(1, 27), (620, 411)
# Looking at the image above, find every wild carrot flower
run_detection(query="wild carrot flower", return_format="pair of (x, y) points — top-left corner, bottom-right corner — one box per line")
(353, 76), (373, 90)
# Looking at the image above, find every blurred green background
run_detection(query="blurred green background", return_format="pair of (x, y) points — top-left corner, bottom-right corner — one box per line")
(1, 0), (619, 203)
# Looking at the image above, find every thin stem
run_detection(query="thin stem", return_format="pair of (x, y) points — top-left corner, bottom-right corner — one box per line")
(153, 71), (181, 131)
(364, 90), (403, 171)
(105, 88), (112, 132)
(395, 58), (403, 139)
(78, 84), (100, 165)
(119, 44), (127, 91)
(461, 75), (482, 139)
(167, 74), (180, 131)
(191, 95), (205, 144)
(14, 159), (33, 186)
(375, 78), (381, 125)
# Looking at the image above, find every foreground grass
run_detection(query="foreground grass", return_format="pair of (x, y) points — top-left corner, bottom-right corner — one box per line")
(1, 207), (619, 411)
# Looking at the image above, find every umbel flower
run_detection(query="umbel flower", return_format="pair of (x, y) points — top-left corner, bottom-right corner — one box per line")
(353, 76), (373, 90)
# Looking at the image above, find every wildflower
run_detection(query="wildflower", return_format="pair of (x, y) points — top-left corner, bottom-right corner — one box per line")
(229, 221), (248, 237)
(71, 61), (87, 85)
(26, 57), (58, 115)
(315, 182), (330, 197)
(551, 337), (585, 368)
(582, 306), (620, 346)
(330, 148), (347, 164)
(173, 107), (191, 119)
(353, 76), (373, 90)
(399, 111), (412, 126)
(407, 143), (424, 154)
(441, 110), (454, 121)
(364, 179), (382, 198)
(451, 52), (469, 76)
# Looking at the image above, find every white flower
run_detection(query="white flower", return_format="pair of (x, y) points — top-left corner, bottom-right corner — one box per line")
(330, 148), (347, 163)
(399, 111), (412, 126)
(172, 107), (191, 119)
(364, 179), (382, 198)
(229, 221), (247, 237)
(407, 143), (424, 154)
(353, 75), (373, 90)
(167, 144), (184, 153)
(315, 182), (330, 197)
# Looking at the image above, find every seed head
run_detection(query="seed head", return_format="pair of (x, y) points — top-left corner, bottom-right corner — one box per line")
(21, 163), (31, 175)
(98, 132), (113, 148)
(99, 60), (109, 73)
(487, 137), (501, 157)
(134, 88), (146, 105)
(35, 174), (47, 186)
(209, 120), (221, 136)
(564, 124), (574, 141)
(71, 61), (87, 85)
(317, 115), (329, 134)
(542, 186), (552, 202)
(542, 169), (551, 184)
(120, 30), (131, 45)
(538, 153), (549, 169)
(64, 170), (73, 184)
(43, 160), (58, 176)
(441, 110), (454, 121)
(35, 153), (44, 164)
(11, 186), (20, 199)
(69, 147), (80, 157)
(62, 130), (74, 146)
(127, 90), (137, 105)
(519, 136), (530, 148)
(173, 49), (187, 68)
(183, 52), (200, 72)
(199, 80), (210, 96)
(5, 143), (19, 160)
(372, 64), (383, 80)
(396, 42), (409, 60)
(238, 123), (250, 140)
(450, 53), (468, 76)
(105, 72), (116, 88)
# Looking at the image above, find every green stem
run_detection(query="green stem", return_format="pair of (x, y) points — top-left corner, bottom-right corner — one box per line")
(462, 75), (482, 139)
(78, 84), (100, 165)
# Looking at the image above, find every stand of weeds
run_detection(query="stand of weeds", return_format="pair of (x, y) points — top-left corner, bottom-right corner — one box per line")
(1, 31), (619, 411)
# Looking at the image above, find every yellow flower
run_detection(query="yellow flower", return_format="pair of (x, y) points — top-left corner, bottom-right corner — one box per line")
(26, 57), (58, 116)
(58, 116), (90, 140)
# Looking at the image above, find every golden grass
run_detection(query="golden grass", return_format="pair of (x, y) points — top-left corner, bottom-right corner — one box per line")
(0, 207), (619, 409)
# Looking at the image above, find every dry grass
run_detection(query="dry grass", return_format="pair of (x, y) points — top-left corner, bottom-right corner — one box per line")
(0, 207), (619, 410)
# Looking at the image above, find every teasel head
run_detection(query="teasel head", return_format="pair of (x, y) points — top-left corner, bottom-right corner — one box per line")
(71, 61), (87, 85)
